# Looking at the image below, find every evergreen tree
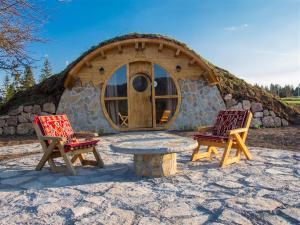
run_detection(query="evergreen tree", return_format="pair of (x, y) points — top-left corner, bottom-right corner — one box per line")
(40, 57), (52, 82)
(11, 63), (22, 93)
(21, 65), (36, 89)
(3, 75), (14, 102)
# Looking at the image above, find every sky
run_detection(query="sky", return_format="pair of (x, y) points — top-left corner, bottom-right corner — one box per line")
(24, 0), (300, 86)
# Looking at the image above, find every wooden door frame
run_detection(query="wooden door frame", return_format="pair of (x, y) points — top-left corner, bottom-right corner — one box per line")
(101, 59), (182, 132)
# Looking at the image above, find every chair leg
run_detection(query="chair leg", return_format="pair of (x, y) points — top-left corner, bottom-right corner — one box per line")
(36, 150), (53, 171)
(219, 139), (233, 168)
(234, 133), (253, 160)
(58, 143), (76, 176)
(191, 142), (218, 162)
(93, 147), (104, 168)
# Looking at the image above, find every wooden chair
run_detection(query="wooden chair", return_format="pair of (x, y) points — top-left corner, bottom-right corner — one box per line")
(191, 110), (253, 167)
(33, 115), (104, 175)
(118, 112), (128, 127)
(159, 110), (171, 125)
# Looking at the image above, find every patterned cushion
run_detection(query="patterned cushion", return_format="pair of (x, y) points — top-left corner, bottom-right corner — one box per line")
(194, 134), (228, 142)
(64, 139), (99, 152)
(212, 110), (248, 137)
(34, 115), (74, 140)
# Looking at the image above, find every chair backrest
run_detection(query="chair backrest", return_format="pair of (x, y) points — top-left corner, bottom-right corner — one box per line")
(212, 110), (249, 137)
(159, 110), (171, 124)
(34, 115), (74, 140)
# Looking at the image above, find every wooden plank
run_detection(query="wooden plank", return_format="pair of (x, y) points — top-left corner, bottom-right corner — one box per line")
(158, 43), (164, 51)
(175, 49), (180, 57)
(117, 44), (123, 53)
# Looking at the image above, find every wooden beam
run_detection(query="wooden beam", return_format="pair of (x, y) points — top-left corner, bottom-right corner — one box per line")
(100, 50), (106, 59)
(189, 58), (196, 66)
(158, 43), (164, 51)
(117, 44), (123, 53)
(141, 42), (145, 49)
(84, 61), (92, 68)
(135, 42), (139, 50)
(175, 49), (180, 57)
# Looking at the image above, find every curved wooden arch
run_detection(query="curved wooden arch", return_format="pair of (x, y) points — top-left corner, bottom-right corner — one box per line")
(64, 37), (219, 87)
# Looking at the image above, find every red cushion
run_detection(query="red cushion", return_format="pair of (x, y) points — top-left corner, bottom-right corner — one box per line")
(64, 140), (99, 152)
(34, 115), (74, 140)
(194, 134), (228, 142)
(212, 110), (248, 137)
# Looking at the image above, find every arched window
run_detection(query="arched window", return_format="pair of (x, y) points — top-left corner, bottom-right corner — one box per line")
(153, 64), (178, 127)
(104, 65), (128, 127)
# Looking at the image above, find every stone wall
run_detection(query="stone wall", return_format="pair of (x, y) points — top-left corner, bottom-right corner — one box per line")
(170, 79), (226, 130)
(0, 103), (56, 135)
(56, 84), (115, 134)
(224, 94), (289, 128)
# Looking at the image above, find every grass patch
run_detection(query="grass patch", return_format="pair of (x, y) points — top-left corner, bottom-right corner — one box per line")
(281, 97), (300, 105)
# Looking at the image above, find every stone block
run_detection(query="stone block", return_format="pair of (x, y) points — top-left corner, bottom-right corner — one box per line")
(226, 99), (237, 108)
(269, 111), (276, 117)
(4, 126), (15, 135)
(224, 94), (232, 100)
(17, 123), (33, 135)
(0, 120), (5, 127)
(0, 115), (9, 119)
(23, 105), (33, 113)
(18, 112), (31, 123)
(242, 100), (251, 110)
(33, 105), (42, 114)
(134, 153), (176, 177)
(254, 112), (264, 118)
(30, 114), (37, 122)
(250, 118), (262, 128)
(8, 106), (23, 116)
(43, 103), (56, 114)
(262, 116), (275, 128)
(251, 102), (263, 113)
(274, 117), (282, 127)
(263, 109), (269, 116)
(282, 119), (289, 126)
(6, 116), (18, 126)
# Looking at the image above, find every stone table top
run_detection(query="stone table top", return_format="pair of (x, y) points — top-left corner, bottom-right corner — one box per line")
(110, 132), (198, 154)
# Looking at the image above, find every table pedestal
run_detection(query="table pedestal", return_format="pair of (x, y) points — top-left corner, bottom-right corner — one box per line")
(134, 153), (177, 177)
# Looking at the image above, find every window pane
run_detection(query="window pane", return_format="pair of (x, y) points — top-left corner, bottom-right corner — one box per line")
(105, 100), (128, 127)
(155, 98), (178, 126)
(154, 64), (177, 96)
(105, 65), (127, 97)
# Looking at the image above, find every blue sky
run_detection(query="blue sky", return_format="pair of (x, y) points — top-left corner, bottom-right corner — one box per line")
(25, 0), (300, 86)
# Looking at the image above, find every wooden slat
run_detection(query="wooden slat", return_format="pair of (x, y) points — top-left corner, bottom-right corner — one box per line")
(175, 49), (180, 57)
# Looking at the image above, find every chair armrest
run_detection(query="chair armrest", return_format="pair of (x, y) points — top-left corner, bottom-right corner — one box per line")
(74, 132), (99, 138)
(228, 128), (248, 135)
(197, 126), (213, 132)
(39, 136), (65, 142)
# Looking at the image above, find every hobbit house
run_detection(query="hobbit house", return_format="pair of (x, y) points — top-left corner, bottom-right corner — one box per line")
(0, 34), (299, 135)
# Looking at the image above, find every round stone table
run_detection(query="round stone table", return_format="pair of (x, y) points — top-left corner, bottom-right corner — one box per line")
(110, 134), (198, 178)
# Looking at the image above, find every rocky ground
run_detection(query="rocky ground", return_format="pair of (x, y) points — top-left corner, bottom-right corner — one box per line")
(0, 132), (299, 224)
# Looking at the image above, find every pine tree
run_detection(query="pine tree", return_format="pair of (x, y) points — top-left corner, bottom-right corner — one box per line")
(40, 57), (52, 82)
(3, 75), (14, 102)
(11, 63), (22, 93)
(21, 65), (36, 89)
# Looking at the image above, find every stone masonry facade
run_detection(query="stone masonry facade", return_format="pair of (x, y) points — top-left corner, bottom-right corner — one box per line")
(223, 94), (289, 128)
(0, 103), (56, 135)
(170, 79), (226, 130)
(56, 84), (115, 134)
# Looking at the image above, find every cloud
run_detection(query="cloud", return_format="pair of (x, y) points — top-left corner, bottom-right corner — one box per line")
(224, 24), (248, 31)
(58, 0), (72, 3)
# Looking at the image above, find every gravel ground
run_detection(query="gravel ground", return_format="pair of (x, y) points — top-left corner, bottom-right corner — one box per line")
(0, 132), (299, 224)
